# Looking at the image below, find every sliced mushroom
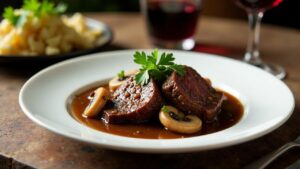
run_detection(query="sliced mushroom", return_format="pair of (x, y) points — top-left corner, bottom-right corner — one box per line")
(83, 87), (110, 118)
(109, 69), (138, 92)
(159, 105), (202, 134)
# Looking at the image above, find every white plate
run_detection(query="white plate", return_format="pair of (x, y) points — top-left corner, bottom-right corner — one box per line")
(19, 50), (295, 153)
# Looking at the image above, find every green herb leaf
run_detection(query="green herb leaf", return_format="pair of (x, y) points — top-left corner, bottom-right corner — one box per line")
(133, 51), (147, 65)
(133, 49), (185, 85)
(3, 7), (18, 26)
(41, 0), (55, 14)
(161, 105), (169, 113)
(117, 70), (125, 80)
(22, 0), (67, 16)
(151, 49), (159, 63)
(158, 53), (175, 65)
(3, 7), (28, 27)
(135, 70), (150, 86)
(23, 0), (40, 14)
(3, 0), (67, 27)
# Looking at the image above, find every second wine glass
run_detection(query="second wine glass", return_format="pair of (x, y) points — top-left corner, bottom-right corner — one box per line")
(234, 0), (286, 79)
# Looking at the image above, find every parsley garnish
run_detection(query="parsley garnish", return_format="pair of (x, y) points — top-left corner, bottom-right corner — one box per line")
(117, 70), (125, 80)
(2, 0), (67, 27)
(134, 49), (185, 85)
(3, 7), (20, 26)
(3, 7), (29, 27)
(23, 0), (67, 16)
(23, 0), (41, 15)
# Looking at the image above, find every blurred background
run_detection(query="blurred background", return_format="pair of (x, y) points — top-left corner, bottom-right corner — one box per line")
(0, 0), (299, 29)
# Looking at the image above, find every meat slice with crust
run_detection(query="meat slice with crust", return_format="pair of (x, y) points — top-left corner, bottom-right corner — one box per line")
(162, 66), (224, 121)
(103, 76), (164, 123)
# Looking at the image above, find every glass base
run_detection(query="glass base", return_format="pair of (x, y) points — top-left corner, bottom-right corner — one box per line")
(249, 62), (286, 80)
(150, 38), (195, 50)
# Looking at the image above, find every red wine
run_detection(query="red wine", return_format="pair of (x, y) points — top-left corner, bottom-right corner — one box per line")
(235, 0), (283, 11)
(145, 0), (200, 41)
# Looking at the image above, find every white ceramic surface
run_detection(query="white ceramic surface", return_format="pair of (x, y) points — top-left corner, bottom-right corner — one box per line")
(19, 50), (295, 153)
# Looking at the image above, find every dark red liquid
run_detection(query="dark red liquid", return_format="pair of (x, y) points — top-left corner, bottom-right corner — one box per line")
(145, 0), (200, 41)
(235, 0), (283, 11)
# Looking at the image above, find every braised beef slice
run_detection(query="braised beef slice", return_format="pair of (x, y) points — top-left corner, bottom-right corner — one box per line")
(162, 66), (224, 121)
(103, 76), (164, 123)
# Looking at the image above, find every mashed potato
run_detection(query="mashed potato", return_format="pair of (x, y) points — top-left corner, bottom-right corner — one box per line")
(0, 12), (102, 56)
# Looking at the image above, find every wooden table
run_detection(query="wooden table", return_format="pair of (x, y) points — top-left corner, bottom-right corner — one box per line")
(0, 13), (299, 169)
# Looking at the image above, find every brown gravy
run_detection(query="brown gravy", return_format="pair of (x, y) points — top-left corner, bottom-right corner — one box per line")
(69, 85), (244, 139)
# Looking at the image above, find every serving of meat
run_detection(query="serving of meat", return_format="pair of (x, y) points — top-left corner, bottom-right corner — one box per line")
(72, 50), (244, 137)
(103, 76), (164, 123)
(162, 66), (225, 121)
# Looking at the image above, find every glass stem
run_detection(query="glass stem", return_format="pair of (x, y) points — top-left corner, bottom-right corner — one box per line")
(244, 11), (264, 65)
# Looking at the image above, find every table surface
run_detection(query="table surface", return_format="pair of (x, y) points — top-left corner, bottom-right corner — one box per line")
(0, 13), (299, 169)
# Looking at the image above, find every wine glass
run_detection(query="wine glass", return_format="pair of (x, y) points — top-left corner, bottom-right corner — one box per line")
(140, 0), (203, 50)
(234, 0), (286, 79)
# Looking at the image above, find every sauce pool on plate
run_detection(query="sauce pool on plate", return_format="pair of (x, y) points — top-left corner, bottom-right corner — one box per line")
(69, 85), (243, 139)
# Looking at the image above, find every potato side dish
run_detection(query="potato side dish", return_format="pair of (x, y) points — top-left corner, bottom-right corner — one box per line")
(0, 0), (102, 56)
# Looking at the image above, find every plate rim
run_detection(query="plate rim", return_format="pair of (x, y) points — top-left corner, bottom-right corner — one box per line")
(19, 49), (295, 153)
